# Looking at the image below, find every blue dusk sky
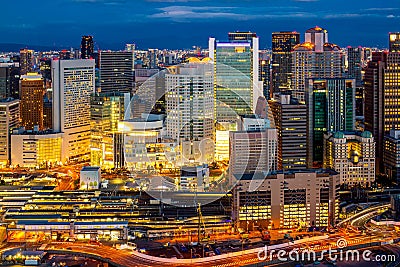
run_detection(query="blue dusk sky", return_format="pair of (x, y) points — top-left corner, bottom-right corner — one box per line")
(2, 0), (400, 50)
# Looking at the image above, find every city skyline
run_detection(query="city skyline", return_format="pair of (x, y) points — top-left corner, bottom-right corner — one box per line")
(0, 0), (399, 50)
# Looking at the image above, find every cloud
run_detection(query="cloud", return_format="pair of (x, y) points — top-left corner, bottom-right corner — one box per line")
(364, 8), (399, 11)
(149, 5), (317, 21)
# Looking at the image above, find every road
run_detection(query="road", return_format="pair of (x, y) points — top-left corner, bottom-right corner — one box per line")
(43, 232), (387, 267)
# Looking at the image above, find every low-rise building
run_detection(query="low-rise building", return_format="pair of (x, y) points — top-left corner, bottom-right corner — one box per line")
(11, 129), (62, 168)
(383, 130), (400, 184)
(118, 117), (179, 172)
(323, 131), (375, 187)
(232, 169), (340, 230)
(80, 166), (101, 190)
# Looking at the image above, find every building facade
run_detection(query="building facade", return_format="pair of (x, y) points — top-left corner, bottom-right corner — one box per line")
(0, 99), (20, 167)
(271, 31), (300, 93)
(291, 27), (342, 103)
(20, 49), (34, 75)
(11, 131), (62, 168)
(306, 78), (355, 167)
(165, 63), (215, 165)
(383, 130), (400, 183)
(0, 62), (20, 99)
(324, 131), (375, 187)
(232, 169), (340, 229)
(389, 32), (400, 53)
(119, 118), (179, 172)
(99, 51), (134, 94)
(364, 51), (387, 170)
(229, 128), (278, 185)
(80, 166), (101, 190)
(209, 33), (261, 121)
(20, 73), (44, 131)
(52, 59), (95, 163)
(81, 36), (94, 59)
(269, 93), (307, 170)
(90, 92), (130, 169)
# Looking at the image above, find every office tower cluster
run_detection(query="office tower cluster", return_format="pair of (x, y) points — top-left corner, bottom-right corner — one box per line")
(0, 28), (398, 199)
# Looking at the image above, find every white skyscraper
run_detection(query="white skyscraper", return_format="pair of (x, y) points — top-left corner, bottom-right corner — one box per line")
(52, 59), (95, 162)
(165, 62), (215, 165)
(0, 98), (19, 167)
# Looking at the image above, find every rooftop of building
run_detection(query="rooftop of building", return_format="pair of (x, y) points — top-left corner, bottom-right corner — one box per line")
(331, 131), (373, 139)
(81, 166), (101, 172)
(306, 26), (327, 33)
(20, 73), (43, 80)
(0, 97), (17, 103)
(122, 118), (162, 123)
(234, 169), (338, 181)
(12, 128), (58, 136)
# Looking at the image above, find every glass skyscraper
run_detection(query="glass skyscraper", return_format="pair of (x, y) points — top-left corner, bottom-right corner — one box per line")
(209, 32), (260, 122)
(306, 78), (355, 167)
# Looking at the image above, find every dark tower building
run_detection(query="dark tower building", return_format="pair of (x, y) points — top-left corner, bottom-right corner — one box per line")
(347, 47), (363, 117)
(364, 52), (387, 172)
(81, 36), (94, 59)
(0, 63), (20, 99)
(347, 47), (363, 87)
(269, 93), (307, 170)
(259, 52), (271, 100)
(271, 31), (300, 94)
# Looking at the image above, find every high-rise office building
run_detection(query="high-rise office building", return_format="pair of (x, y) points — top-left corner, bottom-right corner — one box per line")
(324, 131), (375, 187)
(39, 58), (52, 81)
(347, 47), (364, 117)
(20, 73), (44, 131)
(165, 62), (214, 165)
(81, 36), (94, 59)
(0, 98), (20, 167)
(90, 92), (130, 168)
(306, 78), (355, 167)
(0, 62), (20, 99)
(271, 31), (300, 93)
(43, 98), (52, 130)
(269, 93), (307, 170)
(52, 59), (95, 163)
(389, 32), (400, 52)
(365, 44), (400, 172)
(147, 49), (158, 69)
(292, 27), (342, 103)
(347, 47), (363, 87)
(364, 51), (387, 169)
(209, 32), (261, 121)
(99, 51), (134, 94)
(259, 51), (271, 100)
(20, 49), (34, 75)
(229, 128), (277, 185)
